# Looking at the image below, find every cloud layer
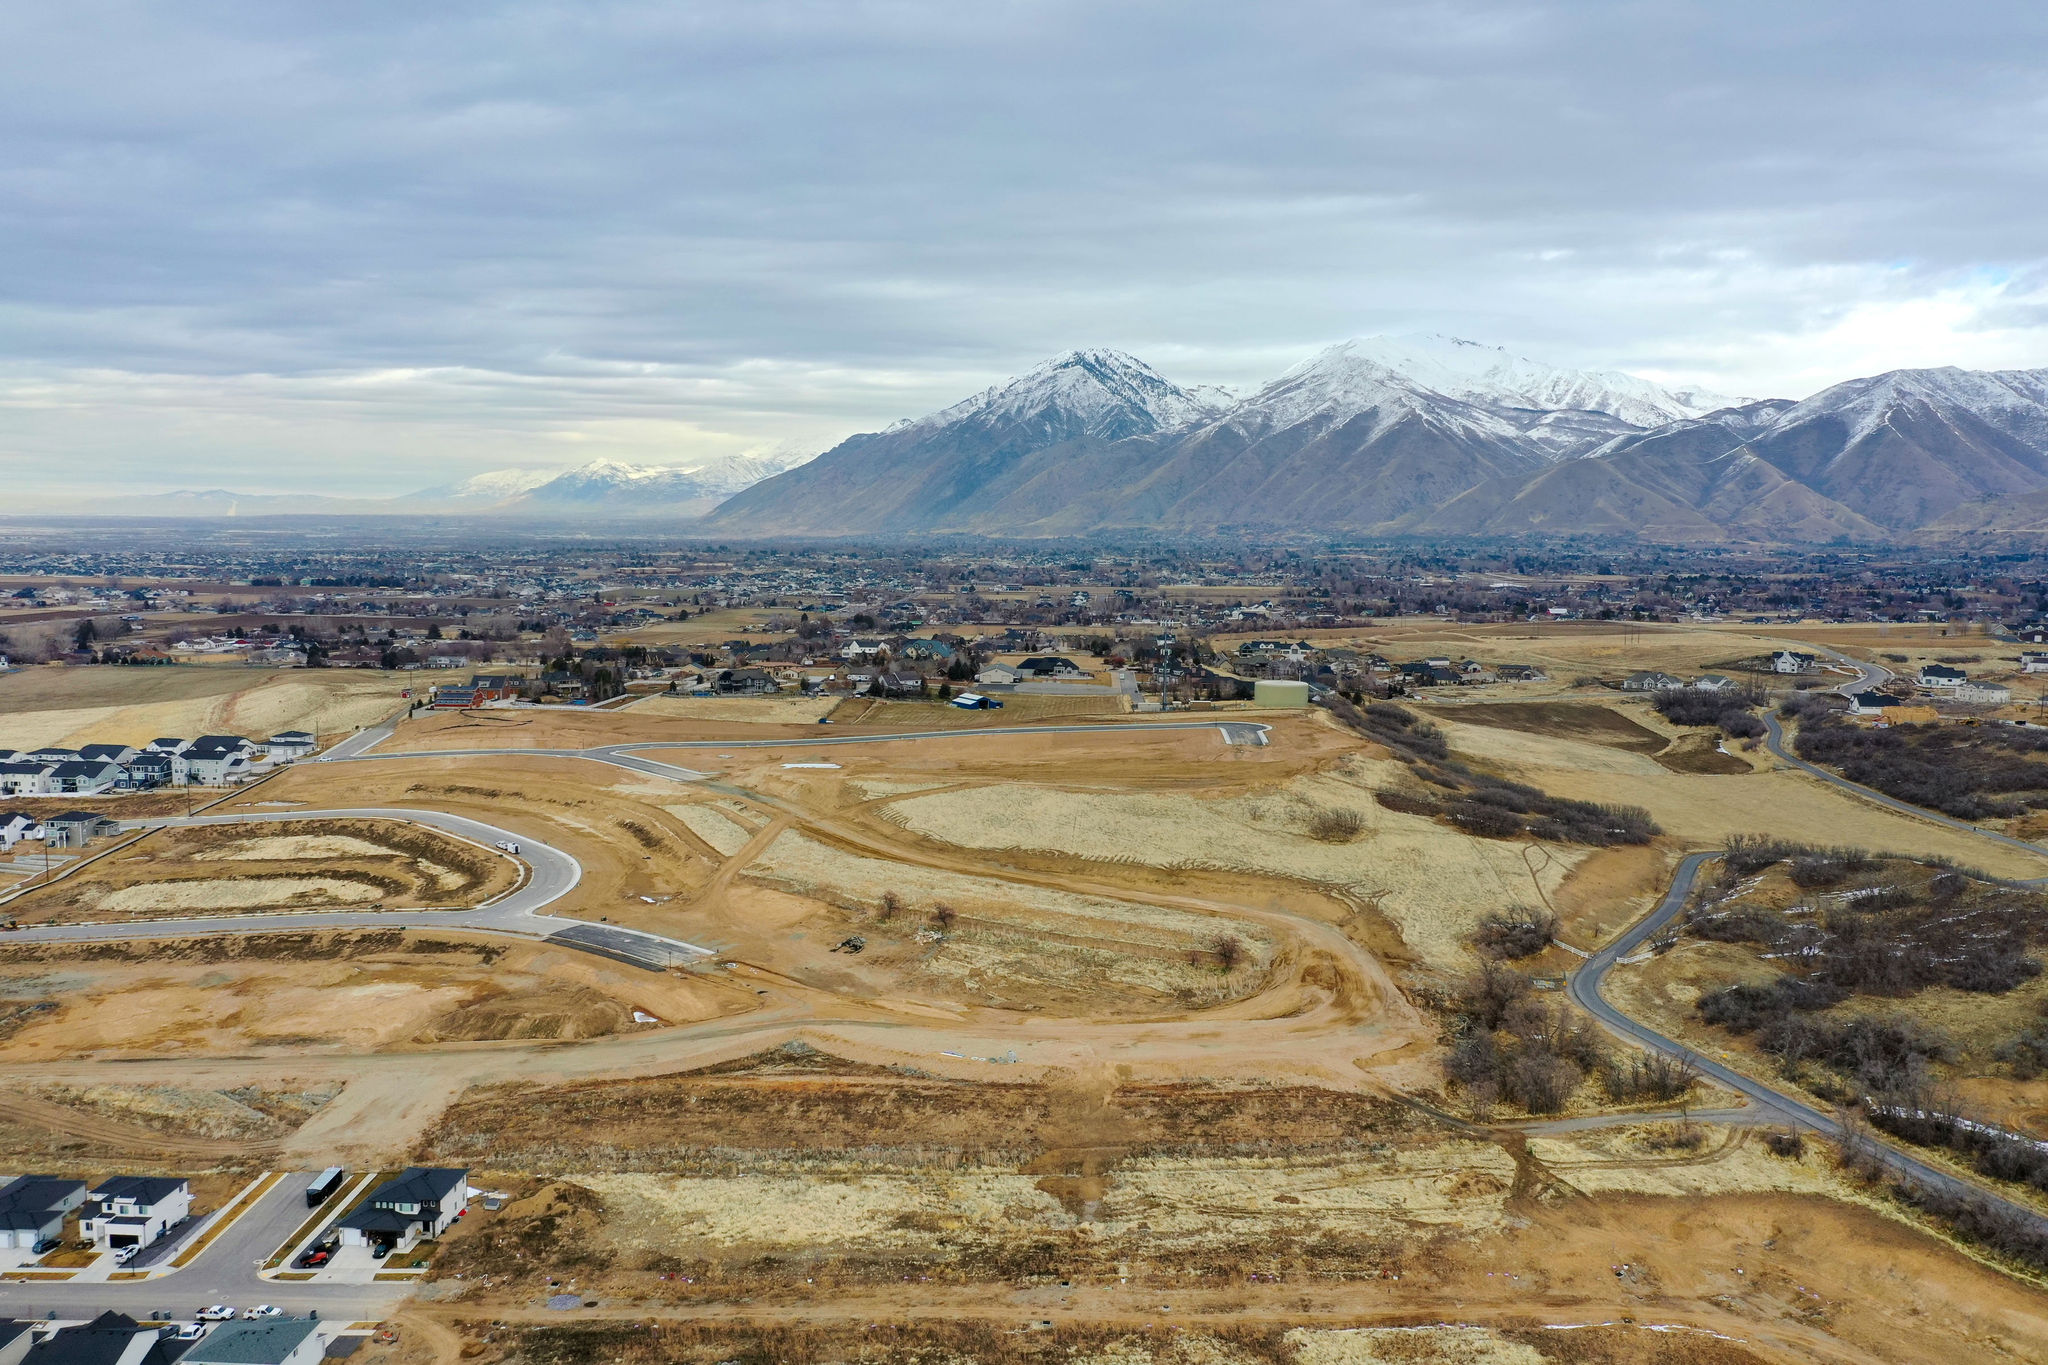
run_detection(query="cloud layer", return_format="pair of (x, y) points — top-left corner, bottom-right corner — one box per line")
(5, 1), (2047, 493)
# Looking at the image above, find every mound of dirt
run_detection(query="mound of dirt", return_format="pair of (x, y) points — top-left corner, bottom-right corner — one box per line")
(413, 984), (634, 1043)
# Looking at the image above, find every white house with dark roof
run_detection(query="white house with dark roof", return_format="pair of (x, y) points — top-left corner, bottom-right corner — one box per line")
(334, 1166), (468, 1252)
(0, 1176), (86, 1250)
(265, 731), (317, 761)
(80, 1176), (191, 1250)
(1918, 663), (1967, 688)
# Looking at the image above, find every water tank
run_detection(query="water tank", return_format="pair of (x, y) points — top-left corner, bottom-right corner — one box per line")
(1253, 680), (1311, 708)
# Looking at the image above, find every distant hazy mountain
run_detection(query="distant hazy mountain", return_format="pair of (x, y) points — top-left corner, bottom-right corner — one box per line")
(708, 343), (2048, 543)
(408, 452), (814, 517)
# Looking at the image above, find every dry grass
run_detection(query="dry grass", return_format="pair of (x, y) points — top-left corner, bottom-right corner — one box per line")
(0, 667), (403, 750)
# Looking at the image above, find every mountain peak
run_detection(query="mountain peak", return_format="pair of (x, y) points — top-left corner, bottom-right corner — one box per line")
(1321, 333), (1742, 426)
(895, 348), (1221, 443)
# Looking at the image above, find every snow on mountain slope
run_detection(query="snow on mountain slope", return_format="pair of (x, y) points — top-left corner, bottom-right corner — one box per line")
(891, 349), (1224, 442)
(1771, 366), (2048, 449)
(411, 467), (561, 502)
(1336, 333), (1741, 427)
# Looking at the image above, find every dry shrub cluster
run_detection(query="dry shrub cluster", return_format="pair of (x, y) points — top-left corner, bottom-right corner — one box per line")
(1697, 982), (1949, 1101)
(1324, 697), (1658, 847)
(1652, 684), (1767, 738)
(1693, 851), (2047, 1007)
(1789, 704), (2048, 820)
(486, 1320), (1299, 1365)
(1445, 965), (1609, 1115)
(1303, 805), (1365, 842)
(1473, 908), (1557, 959)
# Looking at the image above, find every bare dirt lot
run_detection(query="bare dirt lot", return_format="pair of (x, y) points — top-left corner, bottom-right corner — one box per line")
(0, 817), (519, 924)
(400, 1049), (2048, 1365)
(0, 931), (742, 1063)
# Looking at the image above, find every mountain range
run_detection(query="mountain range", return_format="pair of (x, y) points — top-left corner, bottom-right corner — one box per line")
(707, 337), (2048, 543)
(30, 449), (815, 520)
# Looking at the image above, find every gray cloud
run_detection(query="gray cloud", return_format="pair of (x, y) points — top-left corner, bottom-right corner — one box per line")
(4, 0), (2047, 492)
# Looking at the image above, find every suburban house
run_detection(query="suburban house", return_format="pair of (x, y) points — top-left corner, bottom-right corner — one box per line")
(23, 746), (79, 765)
(335, 1166), (469, 1252)
(2024, 652), (2048, 674)
(41, 811), (119, 848)
(468, 675), (520, 702)
(179, 1318), (323, 1365)
(0, 1321), (28, 1365)
(0, 763), (53, 798)
(430, 684), (478, 708)
(876, 671), (927, 696)
(716, 668), (779, 695)
(1015, 656), (1087, 679)
(840, 638), (889, 660)
(76, 744), (138, 766)
(21, 1313), (180, 1365)
(1917, 664), (1967, 688)
(0, 812), (45, 851)
(182, 736), (255, 784)
(897, 638), (956, 661)
(974, 663), (1024, 687)
(1771, 650), (1818, 673)
(79, 1177), (191, 1251)
(265, 731), (317, 761)
(48, 760), (122, 795)
(119, 752), (173, 788)
(1848, 691), (1902, 716)
(1621, 670), (1685, 691)
(0, 1176), (87, 1250)
(1691, 674), (1740, 692)
(1495, 664), (1546, 682)
(1956, 680), (2013, 705)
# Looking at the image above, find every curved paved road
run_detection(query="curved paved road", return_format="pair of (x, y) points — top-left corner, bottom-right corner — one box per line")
(1571, 852), (2048, 1228)
(2, 807), (712, 964)
(1763, 647), (2048, 875)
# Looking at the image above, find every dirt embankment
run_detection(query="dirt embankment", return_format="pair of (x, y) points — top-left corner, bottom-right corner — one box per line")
(2, 817), (518, 925)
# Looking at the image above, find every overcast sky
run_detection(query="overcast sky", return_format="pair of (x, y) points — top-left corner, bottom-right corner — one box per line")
(5, 0), (2047, 496)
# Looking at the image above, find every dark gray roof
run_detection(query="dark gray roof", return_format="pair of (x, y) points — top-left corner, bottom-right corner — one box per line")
(370, 1166), (467, 1208)
(179, 1318), (319, 1365)
(22, 1311), (174, 1365)
(89, 1176), (188, 1206)
(0, 1176), (85, 1223)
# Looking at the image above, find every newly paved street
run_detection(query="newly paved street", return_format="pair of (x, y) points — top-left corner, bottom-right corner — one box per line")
(0, 1172), (412, 1322)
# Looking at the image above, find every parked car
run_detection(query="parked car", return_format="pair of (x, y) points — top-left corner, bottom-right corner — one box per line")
(198, 1306), (236, 1321)
(295, 1248), (331, 1268)
(243, 1306), (282, 1320)
(174, 1324), (209, 1341)
(113, 1245), (140, 1265)
(30, 1237), (58, 1254)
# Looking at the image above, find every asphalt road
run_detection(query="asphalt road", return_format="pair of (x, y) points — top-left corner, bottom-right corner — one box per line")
(3, 806), (712, 964)
(1570, 851), (2048, 1230)
(0, 1171), (412, 1321)
(1763, 649), (2048, 876)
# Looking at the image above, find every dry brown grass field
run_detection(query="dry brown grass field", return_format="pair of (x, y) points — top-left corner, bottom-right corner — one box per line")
(0, 664), (405, 750)
(12, 632), (2048, 1360)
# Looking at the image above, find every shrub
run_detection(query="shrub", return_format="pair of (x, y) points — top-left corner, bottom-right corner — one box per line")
(1451, 801), (1524, 838)
(1600, 1051), (1700, 1103)
(1475, 909), (1558, 959)
(1305, 806), (1366, 842)
(1762, 1130), (1806, 1158)
(1374, 789), (1442, 817)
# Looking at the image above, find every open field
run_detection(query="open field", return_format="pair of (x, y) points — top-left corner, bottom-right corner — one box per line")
(0, 665), (405, 750)
(827, 692), (1130, 725)
(0, 931), (742, 1064)
(1, 817), (521, 925)
(12, 629), (2048, 1353)
(392, 1051), (2048, 1364)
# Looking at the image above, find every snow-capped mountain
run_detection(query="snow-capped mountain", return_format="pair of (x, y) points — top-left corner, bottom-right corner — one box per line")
(888, 349), (1226, 442)
(707, 343), (2048, 542)
(1335, 333), (1739, 427)
(707, 351), (1223, 534)
(405, 451), (815, 516)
